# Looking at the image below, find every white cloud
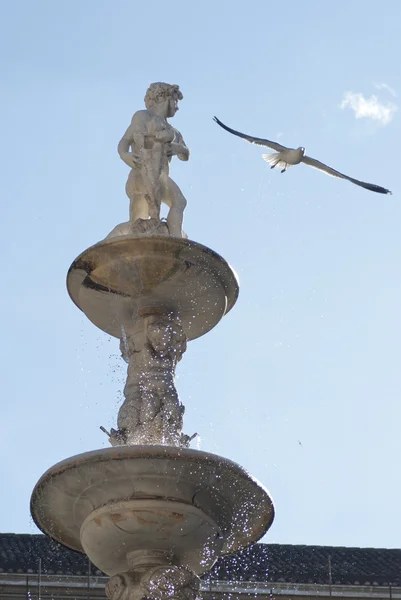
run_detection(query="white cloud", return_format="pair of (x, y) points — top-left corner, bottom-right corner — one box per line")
(339, 91), (397, 126)
(374, 82), (397, 97)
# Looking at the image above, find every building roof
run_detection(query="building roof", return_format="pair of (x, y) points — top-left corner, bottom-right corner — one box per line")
(0, 534), (400, 586)
(209, 543), (401, 586)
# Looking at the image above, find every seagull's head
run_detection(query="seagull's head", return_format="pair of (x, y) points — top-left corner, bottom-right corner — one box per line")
(298, 146), (306, 156)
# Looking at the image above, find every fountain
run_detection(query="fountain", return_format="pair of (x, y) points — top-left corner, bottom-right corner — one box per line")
(30, 82), (274, 600)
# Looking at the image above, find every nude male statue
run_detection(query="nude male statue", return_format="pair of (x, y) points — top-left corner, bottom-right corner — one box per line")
(116, 82), (189, 238)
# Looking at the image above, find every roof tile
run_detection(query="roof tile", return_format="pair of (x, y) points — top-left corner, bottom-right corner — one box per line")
(0, 534), (400, 586)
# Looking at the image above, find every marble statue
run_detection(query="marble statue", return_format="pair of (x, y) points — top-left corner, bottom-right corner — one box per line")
(108, 83), (189, 239)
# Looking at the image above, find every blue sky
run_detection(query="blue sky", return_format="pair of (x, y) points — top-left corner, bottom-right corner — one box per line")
(1, 0), (401, 550)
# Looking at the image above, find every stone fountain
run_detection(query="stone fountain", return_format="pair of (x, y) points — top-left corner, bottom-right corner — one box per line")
(30, 82), (274, 600)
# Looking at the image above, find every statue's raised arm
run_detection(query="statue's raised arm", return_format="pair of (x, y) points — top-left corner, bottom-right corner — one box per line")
(108, 83), (188, 239)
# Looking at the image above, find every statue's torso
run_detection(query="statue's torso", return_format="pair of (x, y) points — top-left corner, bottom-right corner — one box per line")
(131, 110), (179, 176)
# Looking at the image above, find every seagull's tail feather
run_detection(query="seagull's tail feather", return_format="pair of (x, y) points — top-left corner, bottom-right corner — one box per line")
(262, 153), (288, 170)
(262, 153), (280, 166)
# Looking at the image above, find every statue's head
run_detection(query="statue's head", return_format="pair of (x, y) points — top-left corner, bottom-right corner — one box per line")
(144, 83), (183, 118)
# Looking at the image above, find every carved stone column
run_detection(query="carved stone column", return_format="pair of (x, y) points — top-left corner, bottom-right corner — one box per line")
(105, 551), (200, 600)
(114, 313), (189, 447)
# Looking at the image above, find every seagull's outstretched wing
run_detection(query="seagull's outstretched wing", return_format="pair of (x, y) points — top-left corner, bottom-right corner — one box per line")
(213, 116), (288, 152)
(302, 155), (392, 195)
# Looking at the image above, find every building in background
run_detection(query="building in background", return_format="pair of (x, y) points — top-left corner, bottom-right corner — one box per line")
(0, 534), (400, 599)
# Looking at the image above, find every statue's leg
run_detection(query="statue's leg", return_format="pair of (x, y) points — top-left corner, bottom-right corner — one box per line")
(126, 170), (152, 223)
(145, 182), (162, 220)
(129, 193), (150, 223)
(162, 178), (187, 237)
(143, 171), (162, 221)
(128, 172), (162, 223)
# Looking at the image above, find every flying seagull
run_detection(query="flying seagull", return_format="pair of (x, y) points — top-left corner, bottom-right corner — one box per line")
(213, 116), (392, 195)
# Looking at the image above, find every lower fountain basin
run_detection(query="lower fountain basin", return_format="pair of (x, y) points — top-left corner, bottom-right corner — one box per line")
(31, 446), (274, 575)
(80, 499), (222, 576)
